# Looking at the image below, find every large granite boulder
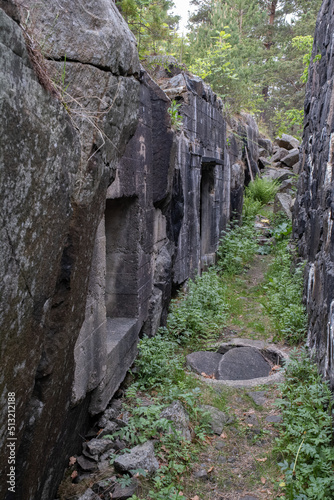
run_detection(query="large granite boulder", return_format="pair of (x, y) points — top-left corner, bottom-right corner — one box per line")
(200, 405), (234, 435)
(160, 401), (192, 441)
(272, 147), (290, 163)
(262, 167), (295, 182)
(258, 137), (273, 156)
(281, 148), (300, 168)
(275, 134), (300, 151)
(114, 441), (159, 475)
(274, 192), (293, 220)
(78, 489), (100, 500)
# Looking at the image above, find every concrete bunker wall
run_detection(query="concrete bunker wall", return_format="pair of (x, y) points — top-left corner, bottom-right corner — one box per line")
(73, 69), (237, 420)
(0, 4), (249, 498)
(105, 196), (139, 318)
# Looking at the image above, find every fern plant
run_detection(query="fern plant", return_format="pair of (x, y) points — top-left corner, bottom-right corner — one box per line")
(245, 176), (279, 205)
(166, 268), (228, 345)
(276, 350), (334, 499)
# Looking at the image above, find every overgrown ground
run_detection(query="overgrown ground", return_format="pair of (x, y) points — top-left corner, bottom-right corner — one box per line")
(59, 179), (334, 500)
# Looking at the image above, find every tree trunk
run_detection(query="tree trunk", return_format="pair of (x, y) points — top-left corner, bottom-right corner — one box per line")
(262, 1), (277, 114)
(264, 0), (277, 49)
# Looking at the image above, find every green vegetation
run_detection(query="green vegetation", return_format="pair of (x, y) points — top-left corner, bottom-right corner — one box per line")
(275, 350), (334, 499)
(132, 333), (185, 390)
(166, 268), (228, 346)
(216, 220), (258, 275)
(116, 0), (322, 137)
(263, 241), (307, 345)
(116, 0), (180, 58)
(111, 334), (216, 499)
(245, 176), (279, 205)
(217, 177), (278, 274)
(185, 0), (322, 136)
(167, 99), (183, 130)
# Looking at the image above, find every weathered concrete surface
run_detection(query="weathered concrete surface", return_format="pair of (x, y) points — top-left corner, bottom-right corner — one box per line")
(160, 72), (230, 279)
(216, 347), (271, 381)
(0, 4), (246, 499)
(186, 351), (223, 377)
(0, 3), (140, 499)
(293, 0), (334, 386)
(73, 71), (174, 416)
(226, 113), (260, 216)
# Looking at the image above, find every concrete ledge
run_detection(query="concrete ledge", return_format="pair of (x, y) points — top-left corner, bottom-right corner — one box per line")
(89, 318), (141, 414)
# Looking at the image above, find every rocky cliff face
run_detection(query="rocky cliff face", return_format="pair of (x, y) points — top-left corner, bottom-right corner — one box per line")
(293, 0), (334, 384)
(0, 2), (140, 499)
(0, 3), (248, 499)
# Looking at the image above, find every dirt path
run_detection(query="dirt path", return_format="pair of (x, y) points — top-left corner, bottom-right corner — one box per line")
(58, 250), (288, 500)
(184, 254), (285, 500)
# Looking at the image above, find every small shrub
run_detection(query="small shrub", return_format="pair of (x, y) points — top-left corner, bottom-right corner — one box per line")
(271, 219), (292, 241)
(111, 401), (171, 445)
(242, 196), (262, 218)
(134, 334), (184, 390)
(167, 99), (183, 130)
(276, 349), (334, 499)
(245, 176), (279, 205)
(263, 241), (307, 344)
(216, 219), (258, 274)
(166, 268), (228, 345)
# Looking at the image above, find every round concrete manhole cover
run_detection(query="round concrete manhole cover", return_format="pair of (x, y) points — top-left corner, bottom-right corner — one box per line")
(216, 347), (270, 380)
(186, 345), (276, 381)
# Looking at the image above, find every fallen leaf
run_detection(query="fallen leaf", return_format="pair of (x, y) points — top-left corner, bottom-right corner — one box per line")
(261, 477), (266, 484)
(69, 456), (76, 466)
(256, 458), (267, 462)
(207, 466), (214, 473)
(71, 470), (78, 480)
(247, 424), (253, 428)
(191, 496), (200, 500)
(220, 432), (228, 439)
(200, 372), (216, 379)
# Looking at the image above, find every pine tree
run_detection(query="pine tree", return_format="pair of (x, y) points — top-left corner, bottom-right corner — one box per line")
(116, 0), (180, 57)
(185, 0), (322, 136)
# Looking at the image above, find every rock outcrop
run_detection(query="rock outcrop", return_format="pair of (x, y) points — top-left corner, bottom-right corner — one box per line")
(293, 0), (334, 385)
(0, 2), (247, 499)
(0, 2), (140, 499)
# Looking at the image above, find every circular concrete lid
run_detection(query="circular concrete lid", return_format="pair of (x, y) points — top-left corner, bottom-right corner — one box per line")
(188, 338), (288, 388)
